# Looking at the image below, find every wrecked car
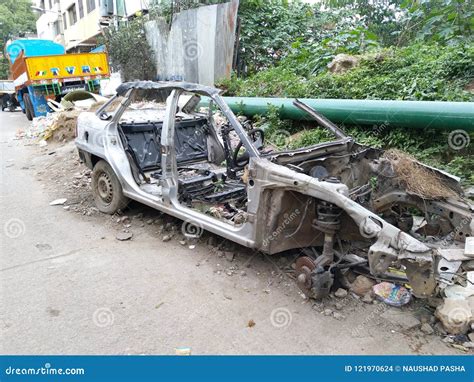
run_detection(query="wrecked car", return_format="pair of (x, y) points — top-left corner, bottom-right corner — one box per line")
(75, 81), (473, 300)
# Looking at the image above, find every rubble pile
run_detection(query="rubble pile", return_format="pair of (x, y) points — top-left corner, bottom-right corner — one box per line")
(17, 91), (108, 144)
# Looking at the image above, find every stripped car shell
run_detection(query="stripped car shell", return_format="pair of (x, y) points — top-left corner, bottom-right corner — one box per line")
(75, 81), (473, 300)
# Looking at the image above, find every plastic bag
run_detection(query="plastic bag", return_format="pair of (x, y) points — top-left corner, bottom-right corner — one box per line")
(373, 282), (411, 307)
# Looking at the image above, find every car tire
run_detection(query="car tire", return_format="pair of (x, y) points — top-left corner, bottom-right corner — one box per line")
(23, 93), (34, 121)
(1, 95), (7, 111)
(91, 160), (129, 214)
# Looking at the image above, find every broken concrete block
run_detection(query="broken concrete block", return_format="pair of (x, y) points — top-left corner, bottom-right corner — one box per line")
(115, 232), (133, 241)
(334, 288), (348, 298)
(350, 275), (375, 296)
(380, 309), (421, 330)
(435, 298), (473, 334)
(465, 237), (474, 257)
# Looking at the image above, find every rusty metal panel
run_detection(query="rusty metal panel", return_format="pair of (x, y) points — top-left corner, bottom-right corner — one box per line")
(145, 0), (239, 86)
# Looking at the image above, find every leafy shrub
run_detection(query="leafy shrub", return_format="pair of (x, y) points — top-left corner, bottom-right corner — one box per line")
(101, 16), (156, 81)
(223, 43), (474, 101)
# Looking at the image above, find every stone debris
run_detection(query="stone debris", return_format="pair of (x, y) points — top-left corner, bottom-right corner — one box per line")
(334, 288), (348, 298)
(162, 234), (173, 242)
(49, 198), (67, 206)
(350, 275), (375, 296)
(116, 232), (133, 241)
(323, 308), (333, 316)
(224, 251), (235, 262)
(361, 292), (374, 304)
(327, 53), (360, 74)
(435, 298), (473, 334)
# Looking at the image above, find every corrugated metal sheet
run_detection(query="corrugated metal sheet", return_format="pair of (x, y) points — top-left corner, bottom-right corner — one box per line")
(145, 0), (239, 86)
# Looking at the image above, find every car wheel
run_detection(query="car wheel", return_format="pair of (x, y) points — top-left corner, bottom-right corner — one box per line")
(91, 160), (129, 214)
(23, 93), (33, 121)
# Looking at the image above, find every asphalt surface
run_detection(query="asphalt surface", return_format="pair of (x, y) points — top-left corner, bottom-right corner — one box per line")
(0, 110), (457, 355)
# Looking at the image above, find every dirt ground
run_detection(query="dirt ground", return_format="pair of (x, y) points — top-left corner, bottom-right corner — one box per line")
(0, 111), (467, 355)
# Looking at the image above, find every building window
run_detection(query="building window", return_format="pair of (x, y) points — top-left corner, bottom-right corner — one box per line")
(53, 20), (60, 36)
(78, 0), (84, 18)
(63, 12), (67, 29)
(86, 0), (96, 14)
(68, 4), (77, 25)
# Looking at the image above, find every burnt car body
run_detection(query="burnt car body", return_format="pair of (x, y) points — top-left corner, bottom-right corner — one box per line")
(75, 81), (473, 299)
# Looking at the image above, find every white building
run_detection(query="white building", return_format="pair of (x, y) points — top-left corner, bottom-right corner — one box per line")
(35, 0), (64, 45)
(35, 0), (150, 52)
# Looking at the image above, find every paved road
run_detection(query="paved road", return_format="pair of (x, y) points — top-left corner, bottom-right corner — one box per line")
(0, 110), (456, 355)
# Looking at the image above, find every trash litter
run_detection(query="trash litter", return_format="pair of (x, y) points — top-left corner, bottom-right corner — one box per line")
(49, 198), (67, 206)
(373, 282), (411, 307)
(16, 90), (110, 143)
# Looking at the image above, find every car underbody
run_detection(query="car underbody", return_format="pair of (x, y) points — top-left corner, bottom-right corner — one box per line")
(75, 81), (473, 301)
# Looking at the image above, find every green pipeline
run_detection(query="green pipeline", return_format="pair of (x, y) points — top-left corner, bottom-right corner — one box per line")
(218, 97), (474, 131)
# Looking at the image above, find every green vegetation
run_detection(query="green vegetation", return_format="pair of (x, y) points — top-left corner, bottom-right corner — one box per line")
(0, 0), (37, 79)
(100, 16), (156, 82)
(257, 108), (473, 185)
(222, 0), (474, 185)
(224, 44), (474, 102)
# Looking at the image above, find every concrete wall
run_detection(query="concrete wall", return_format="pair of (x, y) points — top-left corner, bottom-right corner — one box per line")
(145, 0), (239, 86)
